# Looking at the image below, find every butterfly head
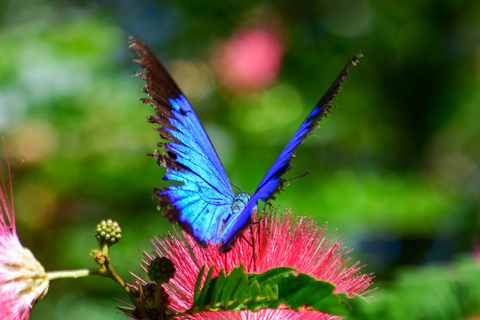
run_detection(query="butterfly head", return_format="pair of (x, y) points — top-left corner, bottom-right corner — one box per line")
(231, 192), (250, 214)
(216, 192), (257, 254)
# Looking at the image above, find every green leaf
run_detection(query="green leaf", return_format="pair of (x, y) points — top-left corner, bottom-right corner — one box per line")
(247, 266), (296, 289)
(248, 266), (296, 306)
(192, 264), (206, 303)
(312, 292), (350, 316)
(177, 265), (359, 318)
(193, 264), (215, 307)
(230, 269), (249, 310)
(220, 266), (247, 308)
(283, 275), (335, 310)
(205, 269), (227, 309)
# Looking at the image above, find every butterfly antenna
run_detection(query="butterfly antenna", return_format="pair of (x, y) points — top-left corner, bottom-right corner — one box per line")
(290, 170), (310, 181)
(230, 183), (245, 193)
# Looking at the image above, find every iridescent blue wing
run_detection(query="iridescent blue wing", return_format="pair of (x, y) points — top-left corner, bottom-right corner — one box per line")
(130, 37), (234, 246)
(218, 55), (361, 253)
(252, 55), (361, 202)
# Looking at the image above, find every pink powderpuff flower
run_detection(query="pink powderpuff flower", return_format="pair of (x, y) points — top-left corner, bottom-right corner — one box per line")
(140, 209), (374, 319)
(0, 140), (49, 320)
(212, 26), (285, 93)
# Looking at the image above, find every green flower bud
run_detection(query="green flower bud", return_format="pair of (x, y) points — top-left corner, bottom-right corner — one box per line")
(147, 257), (175, 284)
(95, 219), (122, 247)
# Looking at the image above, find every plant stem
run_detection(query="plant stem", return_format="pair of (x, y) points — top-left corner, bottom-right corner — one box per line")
(101, 243), (132, 296)
(46, 268), (107, 281)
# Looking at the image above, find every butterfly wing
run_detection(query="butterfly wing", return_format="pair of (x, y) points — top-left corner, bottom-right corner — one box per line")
(130, 37), (235, 246)
(218, 55), (362, 252)
(252, 55), (361, 202)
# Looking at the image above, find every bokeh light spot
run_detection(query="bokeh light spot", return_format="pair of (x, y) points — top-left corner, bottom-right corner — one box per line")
(10, 120), (59, 163)
(212, 26), (285, 93)
(232, 83), (304, 134)
(16, 184), (57, 230)
(325, 0), (372, 37)
(169, 60), (213, 100)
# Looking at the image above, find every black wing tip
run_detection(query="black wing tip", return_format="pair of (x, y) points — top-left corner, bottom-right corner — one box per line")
(352, 53), (363, 65)
(334, 53), (362, 87)
(321, 53), (362, 109)
(128, 37), (151, 64)
(129, 37), (155, 66)
(130, 36), (188, 169)
(338, 53), (362, 84)
(128, 36), (144, 52)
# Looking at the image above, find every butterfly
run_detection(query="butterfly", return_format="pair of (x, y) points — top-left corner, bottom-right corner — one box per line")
(130, 37), (360, 253)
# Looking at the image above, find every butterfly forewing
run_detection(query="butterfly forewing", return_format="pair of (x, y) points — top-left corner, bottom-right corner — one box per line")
(164, 96), (233, 194)
(130, 38), (235, 246)
(253, 55), (361, 202)
(218, 55), (361, 252)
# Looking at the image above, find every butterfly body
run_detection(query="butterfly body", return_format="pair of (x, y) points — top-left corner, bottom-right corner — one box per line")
(131, 37), (360, 253)
(231, 193), (251, 213)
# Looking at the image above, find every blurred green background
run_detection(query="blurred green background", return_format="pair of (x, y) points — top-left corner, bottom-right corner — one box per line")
(1, 0), (480, 319)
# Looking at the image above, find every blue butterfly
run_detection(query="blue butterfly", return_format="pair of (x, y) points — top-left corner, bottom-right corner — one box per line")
(130, 37), (360, 253)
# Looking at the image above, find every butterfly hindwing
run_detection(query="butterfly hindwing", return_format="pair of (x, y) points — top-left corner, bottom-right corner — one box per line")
(130, 37), (235, 246)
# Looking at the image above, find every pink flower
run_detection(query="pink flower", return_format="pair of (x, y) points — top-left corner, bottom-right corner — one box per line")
(0, 140), (49, 320)
(142, 210), (374, 319)
(212, 26), (285, 93)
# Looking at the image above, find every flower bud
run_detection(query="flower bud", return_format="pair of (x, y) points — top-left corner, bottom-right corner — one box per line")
(95, 219), (122, 247)
(147, 257), (175, 284)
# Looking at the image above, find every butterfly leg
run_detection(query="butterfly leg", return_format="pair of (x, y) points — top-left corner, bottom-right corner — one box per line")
(239, 225), (258, 272)
(250, 224), (256, 272)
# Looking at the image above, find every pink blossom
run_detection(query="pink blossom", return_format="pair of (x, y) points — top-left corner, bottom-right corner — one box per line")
(0, 140), (49, 320)
(143, 209), (374, 319)
(212, 27), (285, 93)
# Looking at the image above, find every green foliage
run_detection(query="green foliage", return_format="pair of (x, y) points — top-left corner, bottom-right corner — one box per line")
(178, 265), (363, 317)
(348, 258), (480, 320)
